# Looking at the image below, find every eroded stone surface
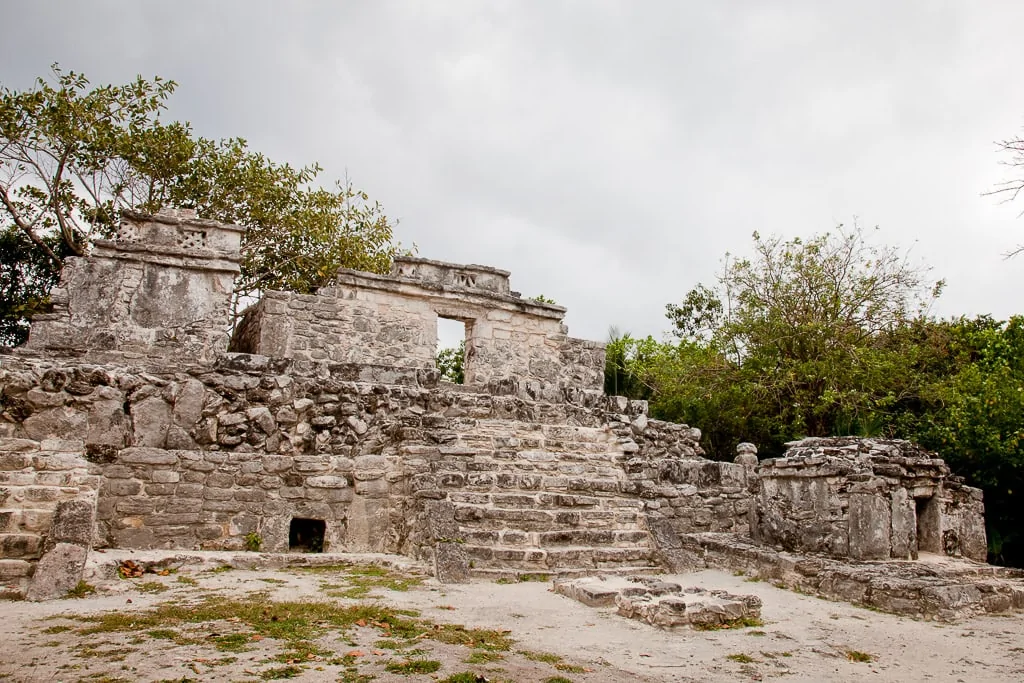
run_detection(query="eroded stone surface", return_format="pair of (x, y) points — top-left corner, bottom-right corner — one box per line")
(756, 437), (987, 562)
(555, 575), (762, 629)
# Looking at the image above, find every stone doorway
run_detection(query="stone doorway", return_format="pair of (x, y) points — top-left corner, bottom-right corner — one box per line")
(289, 518), (326, 552)
(916, 496), (942, 554)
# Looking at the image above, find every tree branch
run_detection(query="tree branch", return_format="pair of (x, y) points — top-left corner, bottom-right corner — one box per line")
(0, 183), (62, 266)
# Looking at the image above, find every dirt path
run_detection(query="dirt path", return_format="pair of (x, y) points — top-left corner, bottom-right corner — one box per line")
(1, 556), (1023, 682)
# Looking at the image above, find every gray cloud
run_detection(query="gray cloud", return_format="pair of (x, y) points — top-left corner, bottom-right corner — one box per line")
(3, 0), (1023, 342)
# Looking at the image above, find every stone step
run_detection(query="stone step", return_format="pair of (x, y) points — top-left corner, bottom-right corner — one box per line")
(537, 529), (651, 547)
(453, 505), (644, 531)
(460, 528), (651, 548)
(464, 544), (656, 570)
(437, 472), (631, 492)
(469, 565), (662, 582)
(448, 491), (640, 508)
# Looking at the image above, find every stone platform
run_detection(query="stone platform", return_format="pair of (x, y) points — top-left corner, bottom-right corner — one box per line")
(555, 574), (762, 629)
(663, 532), (1024, 621)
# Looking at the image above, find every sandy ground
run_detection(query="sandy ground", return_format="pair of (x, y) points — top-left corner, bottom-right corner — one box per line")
(1, 555), (1023, 682)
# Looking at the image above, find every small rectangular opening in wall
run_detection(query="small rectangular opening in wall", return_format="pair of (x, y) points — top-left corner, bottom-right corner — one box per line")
(916, 496), (942, 555)
(436, 316), (467, 384)
(289, 518), (326, 553)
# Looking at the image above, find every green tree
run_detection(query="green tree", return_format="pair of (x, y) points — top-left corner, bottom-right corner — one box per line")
(888, 316), (1024, 565)
(436, 340), (465, 384)
(0, 65), (401, 344)
(0, 226), (68, 345)
(674, 228), (941, 442)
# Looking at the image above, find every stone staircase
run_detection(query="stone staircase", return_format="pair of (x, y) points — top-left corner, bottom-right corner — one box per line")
(0, 438), (98, 598)
(426, 419), (660, 578)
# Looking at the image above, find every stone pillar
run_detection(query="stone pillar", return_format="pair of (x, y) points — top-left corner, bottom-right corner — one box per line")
(25, 208), (244, 363)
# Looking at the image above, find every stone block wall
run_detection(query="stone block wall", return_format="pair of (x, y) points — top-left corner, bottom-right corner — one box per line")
(232, 257), (605, 399)
(0, 350), (765, 586)
(0, 437), (98, 597)
(754, 437), (987, 562)
(24, 209), (243, 363)
(615, 414), (753, 537)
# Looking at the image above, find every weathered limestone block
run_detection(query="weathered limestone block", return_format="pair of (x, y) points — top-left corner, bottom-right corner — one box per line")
(25, 208), (244, 362)
(434, 542), (470, 584)
(555, 575), (762, 630)
(849, 489), (892, 560)
(26, 498), (96, 601)
(131, 396), (172, 448)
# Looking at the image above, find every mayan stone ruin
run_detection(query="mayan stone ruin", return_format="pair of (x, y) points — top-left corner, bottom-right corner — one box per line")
(2, 208), (1023, 620)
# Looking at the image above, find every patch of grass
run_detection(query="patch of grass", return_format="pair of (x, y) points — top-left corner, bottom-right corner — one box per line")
(244, 532), (262, 552)
(518, 650), (562, 664)
(442, 674), (488, 683)
(693, 616), (764, 631)
(727, 653), (756, 663)
(306, 563), (423, 598)
(744, 576), (763, 583)
(146, 629), (179, 640)
(747, 630), (767, 637)
(137, 581), (169, 594)
(375, 638), (418, 650)
(211, 633), (254, 652)
(269, 640), (333, 663)
(517, 573), (550, 582)
(779, 651), (793, 657)
(67, 594), (496, 667)
(464, 650), (504, 664)
(175, 576), (198, 586)
(543, 678), (574, 683)
(260, 665), (303, 679)
(207, 565), (232, 574)
(494, 577), (515, 585)
(259, 578), (287, 585)
(74, 644), (136, 661)
(67, 580), (95, 598)
(338, 670), (376, 683)
(845, 649), (873, 663)
(42, 625), (72, 634)
(555, 663), (586, 673)
(432, 623), (514, 651)
(385, 659), (442, 675)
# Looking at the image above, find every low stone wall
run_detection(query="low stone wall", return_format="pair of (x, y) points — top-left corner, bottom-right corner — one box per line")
(667, 532), (1024, 621)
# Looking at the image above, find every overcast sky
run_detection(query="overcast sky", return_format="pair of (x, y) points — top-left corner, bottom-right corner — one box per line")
(3, 1), (1023, 345)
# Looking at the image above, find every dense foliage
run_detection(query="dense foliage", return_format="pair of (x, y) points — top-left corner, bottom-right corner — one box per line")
(607, 229), (1024, 565)
(0, 65), (401, 345)
(436, 340), (465, 384)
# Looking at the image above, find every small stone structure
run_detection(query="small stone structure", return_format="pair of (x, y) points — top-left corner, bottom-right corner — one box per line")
(0, 208), (1013, 620)
(754, 437), (987, 562)
(231, 257), (605, 402)
(25, 209), (243, 364)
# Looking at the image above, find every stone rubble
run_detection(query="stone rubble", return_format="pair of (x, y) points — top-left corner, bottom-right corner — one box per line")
(554, 574), (762, 629)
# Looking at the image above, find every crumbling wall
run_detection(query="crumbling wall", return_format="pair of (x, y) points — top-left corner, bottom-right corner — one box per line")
(233, 257), (605, 400)
(24, 209), (243, 363)
(0, 437), (98, 598)
(755, 437), (987, 562)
